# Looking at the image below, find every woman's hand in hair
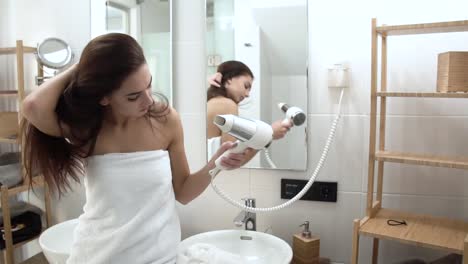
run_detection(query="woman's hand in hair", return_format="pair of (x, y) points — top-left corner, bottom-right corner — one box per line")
(271, 119), (293, 140)
(22, 62), (79, 137)
(207, 72), (222, 87)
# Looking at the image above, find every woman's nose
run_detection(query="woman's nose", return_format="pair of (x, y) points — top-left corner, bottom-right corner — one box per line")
(143, 89), (154, 106)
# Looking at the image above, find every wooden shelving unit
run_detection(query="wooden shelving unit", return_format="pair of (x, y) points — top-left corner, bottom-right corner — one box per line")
(0, 41), (52, 264)
(375, 151), (468, 170)
(0, 112), (19, 144)
(359, 209), (468, 254)
(377, 91), (468, 98)
(376, 20), (468, 36)
(351, 19), (468, 264)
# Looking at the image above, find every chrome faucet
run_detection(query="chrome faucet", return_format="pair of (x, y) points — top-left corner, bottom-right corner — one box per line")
(233, 198), (256, 231)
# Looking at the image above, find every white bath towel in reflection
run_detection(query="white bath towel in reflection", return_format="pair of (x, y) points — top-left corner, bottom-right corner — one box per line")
(207, 136), (221, 160)
(177, 243), (243, 264)
(67, 150), (180, 264)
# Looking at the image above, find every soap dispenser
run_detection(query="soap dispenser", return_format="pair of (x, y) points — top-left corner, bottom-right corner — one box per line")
(292, 221), (320, 264)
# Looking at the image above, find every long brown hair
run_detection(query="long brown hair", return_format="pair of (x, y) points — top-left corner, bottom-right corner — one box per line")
(206, 60), (254, 101)
(21, 33), (169, 195)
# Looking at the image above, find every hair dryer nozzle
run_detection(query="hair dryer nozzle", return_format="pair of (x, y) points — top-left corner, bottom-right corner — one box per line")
(213, 115), (227, 128)
(278, 103), (289, 113)
(278, 103), (306, 126)
(213, 114), (273, 148)
(213, 115), (257, 142)
(291, 111), (306, 126)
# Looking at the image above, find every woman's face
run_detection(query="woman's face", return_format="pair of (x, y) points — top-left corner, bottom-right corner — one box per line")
(225, 74), (253, 104)
(100, 64), (154, 118)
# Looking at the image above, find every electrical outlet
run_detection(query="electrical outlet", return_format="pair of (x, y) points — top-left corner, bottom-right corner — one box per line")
(281, 179), (337, 202)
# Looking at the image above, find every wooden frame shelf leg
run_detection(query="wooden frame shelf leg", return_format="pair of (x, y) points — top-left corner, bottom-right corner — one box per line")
(351, 219), (360, 264)
(372, 238), (379, 264)
(463, 234), (468, 264)
(1, 186), (14, 264)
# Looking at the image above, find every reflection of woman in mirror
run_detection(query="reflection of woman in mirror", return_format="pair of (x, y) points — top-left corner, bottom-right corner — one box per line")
(206, 60), (292, 160)
(21, 34), (248, 263)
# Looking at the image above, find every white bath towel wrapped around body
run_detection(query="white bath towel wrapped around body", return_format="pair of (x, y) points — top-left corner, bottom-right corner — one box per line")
(67, 150), (180, 264)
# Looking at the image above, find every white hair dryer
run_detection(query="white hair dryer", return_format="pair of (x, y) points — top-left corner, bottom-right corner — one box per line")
(278, 103), (306, 127)
(209, 115), (273, 177)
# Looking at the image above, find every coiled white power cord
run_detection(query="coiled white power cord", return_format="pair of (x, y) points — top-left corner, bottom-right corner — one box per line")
(210, 88), (345, 213)
(263, 148), (277, 169)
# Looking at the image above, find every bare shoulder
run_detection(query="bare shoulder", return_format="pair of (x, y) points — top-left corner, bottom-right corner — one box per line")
(163, 106), (184, 150)
(165, 106), (181, 126)
(207, 96), (237, 115)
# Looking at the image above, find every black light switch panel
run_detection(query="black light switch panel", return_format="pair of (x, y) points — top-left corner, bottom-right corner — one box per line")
(281, 179), (337, 202)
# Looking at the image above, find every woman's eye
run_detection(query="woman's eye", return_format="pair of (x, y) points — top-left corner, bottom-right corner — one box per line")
(128, 96), (139, 101)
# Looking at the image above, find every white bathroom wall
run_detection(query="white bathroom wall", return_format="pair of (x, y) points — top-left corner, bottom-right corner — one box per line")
(175, 0), (468, 263)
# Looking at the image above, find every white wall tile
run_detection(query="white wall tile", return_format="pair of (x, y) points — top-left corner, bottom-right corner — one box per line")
(213, 168), (250, 187)
(308, 115), (366, 192)
(381, 164), (468, 197)
(384, 116), (468, 157)
(362, 116), (468, 197)
(381, 194), (468, 220)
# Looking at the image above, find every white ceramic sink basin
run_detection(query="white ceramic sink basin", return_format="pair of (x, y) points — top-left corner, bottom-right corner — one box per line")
(177, 230), (292, 264)
(39, 218), (78, 264)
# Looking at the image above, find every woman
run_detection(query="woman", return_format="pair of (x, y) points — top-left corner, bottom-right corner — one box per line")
(206, 60), (292, 160)
(21, 33), (246, 264)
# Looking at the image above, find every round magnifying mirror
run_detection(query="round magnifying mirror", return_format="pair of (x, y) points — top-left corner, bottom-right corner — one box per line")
(36, 38), (74, 69)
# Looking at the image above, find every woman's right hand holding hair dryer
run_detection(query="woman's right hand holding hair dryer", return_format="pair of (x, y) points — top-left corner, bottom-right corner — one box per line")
(271, 119), (292, 140)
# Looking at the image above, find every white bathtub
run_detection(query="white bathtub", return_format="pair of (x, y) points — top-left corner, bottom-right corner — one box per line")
(39, 218), (78, 264)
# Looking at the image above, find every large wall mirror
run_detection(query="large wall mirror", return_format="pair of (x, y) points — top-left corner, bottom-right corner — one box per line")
(205, 0), (308, 170)
(90, 0), (172, 104)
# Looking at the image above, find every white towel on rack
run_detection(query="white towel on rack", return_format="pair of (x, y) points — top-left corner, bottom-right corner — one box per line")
(67, 150), (180, 264)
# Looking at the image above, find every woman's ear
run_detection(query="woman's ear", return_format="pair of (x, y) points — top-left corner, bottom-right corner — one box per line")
(100, 97), (110, 106)
(224, 78), (232, 88)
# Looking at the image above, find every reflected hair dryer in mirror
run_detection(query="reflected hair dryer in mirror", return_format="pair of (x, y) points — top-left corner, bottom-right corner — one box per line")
(278, 103), (306, 127)
(209, 115), (273, 177)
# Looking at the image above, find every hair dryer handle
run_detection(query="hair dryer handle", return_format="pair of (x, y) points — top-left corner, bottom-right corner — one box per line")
(210, 140), (247, 177)
(281, 118), (292, 127)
